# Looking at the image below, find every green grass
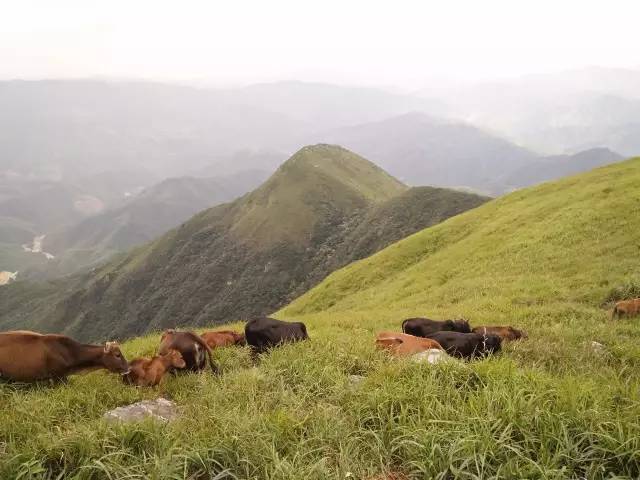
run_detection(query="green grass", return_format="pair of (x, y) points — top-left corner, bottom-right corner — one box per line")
(2, 159), (640, 478)
(1, 323), (639, 479)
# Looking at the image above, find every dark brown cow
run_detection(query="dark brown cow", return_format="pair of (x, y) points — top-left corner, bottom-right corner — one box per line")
(472, 325), (527, 341)
(611, 298), (640, 319)
(158, 329), (217, 373)
(402, 317), (471, 337)
(425, 331), (502, 359)
(0, 330), (128, 382)
(123, 349), (186, 387)
(201, 330), (246, 349)
(375, 331), (443, 356)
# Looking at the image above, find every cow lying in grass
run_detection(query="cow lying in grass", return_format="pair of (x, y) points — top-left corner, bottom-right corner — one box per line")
(611, 298), (640, 319)
(402, 317), (471, 337)
(472, 325), (527, 341)
(123, 349), (186, 387)
(0, 330), (128, 382)
(245, 317), (309, 354)
(375, 331), (443, 356)
(426, 331), (502, 359)
(201, 330), (245, 349)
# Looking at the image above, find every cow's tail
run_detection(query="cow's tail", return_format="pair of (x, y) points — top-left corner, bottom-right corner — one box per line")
(193, 334), (219, 374)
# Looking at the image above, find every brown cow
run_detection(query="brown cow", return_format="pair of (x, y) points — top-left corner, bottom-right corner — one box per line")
(611, 298), (640, 319)
(158, 329), (217, 373)
(123, 349), (186, 387)
(472, 325), (527, 341)
(375, 331), (443, 357)
(201, 330), (246, 349)
(0, 330), (128, 382)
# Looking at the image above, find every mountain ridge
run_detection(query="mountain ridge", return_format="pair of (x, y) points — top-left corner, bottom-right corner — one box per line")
(0, 145), (488, 340)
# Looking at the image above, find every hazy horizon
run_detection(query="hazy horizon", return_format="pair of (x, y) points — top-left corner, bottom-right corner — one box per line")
(2, 0), (639, 90)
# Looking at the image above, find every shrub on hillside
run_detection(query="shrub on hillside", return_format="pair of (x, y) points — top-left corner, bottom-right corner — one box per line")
(603, 278), (640, 305)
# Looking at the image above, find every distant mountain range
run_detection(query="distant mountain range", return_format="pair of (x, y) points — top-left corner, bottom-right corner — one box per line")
(504, 148), (623, 189)
(311, 112), (538, 194)
(1, 75), (635, 195)
(433, 67), (640, 156)
(0, 79), (442, 183)
(0, 145), (488, 340)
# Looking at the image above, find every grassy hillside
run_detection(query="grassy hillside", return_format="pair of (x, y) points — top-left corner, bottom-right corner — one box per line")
(0, 145), (486, 340)
(1, 159), (639, 479)
(282, 157), (640, 323)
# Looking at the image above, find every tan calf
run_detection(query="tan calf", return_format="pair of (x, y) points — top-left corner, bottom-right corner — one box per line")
(201, 330), (245, 349)
(123, 349), (186, 387)
(612, 298), (640, 319)
(375, 331), (443, 357)
(472, 325), (527, 341)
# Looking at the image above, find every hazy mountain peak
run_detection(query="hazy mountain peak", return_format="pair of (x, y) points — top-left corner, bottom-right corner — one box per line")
(230, 145), (407, 248)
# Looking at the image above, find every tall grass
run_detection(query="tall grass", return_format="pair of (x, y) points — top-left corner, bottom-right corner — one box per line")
(1, 316), (639, 479)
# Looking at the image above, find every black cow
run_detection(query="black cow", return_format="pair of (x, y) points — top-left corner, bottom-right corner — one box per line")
(425, 331), (502, 359)
(245, 317), (309, 354)
(402, 317), (471, 337)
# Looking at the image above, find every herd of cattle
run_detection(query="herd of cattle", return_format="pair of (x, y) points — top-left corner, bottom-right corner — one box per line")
(0, 296), (637, 385)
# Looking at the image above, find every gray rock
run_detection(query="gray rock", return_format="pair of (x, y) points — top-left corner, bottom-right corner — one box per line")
(347, 374), (366, 387)
(103, 398), (178, 423)
(411, 349), (453, 364)
(590, 341), (606, 354)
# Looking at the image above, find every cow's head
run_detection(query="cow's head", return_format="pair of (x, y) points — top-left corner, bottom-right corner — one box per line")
(103, 341), (129, 373)
(164, 348), (186, 369)
(375, 335), (404, 353)
(451, 318), (471, 333)
(508, 327), (527, 340)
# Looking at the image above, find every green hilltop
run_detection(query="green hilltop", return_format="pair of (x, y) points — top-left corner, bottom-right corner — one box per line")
(0, 145), (487, 341)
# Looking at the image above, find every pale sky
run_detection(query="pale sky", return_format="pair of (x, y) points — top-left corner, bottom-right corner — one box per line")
(1, 0), (639, 88)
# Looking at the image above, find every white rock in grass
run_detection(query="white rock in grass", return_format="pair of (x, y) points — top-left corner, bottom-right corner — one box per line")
(103, 398), (178, 423)
(347, 374), (366, 388)
(590, 341), (606, 354)
(411, 349), (453, 364)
